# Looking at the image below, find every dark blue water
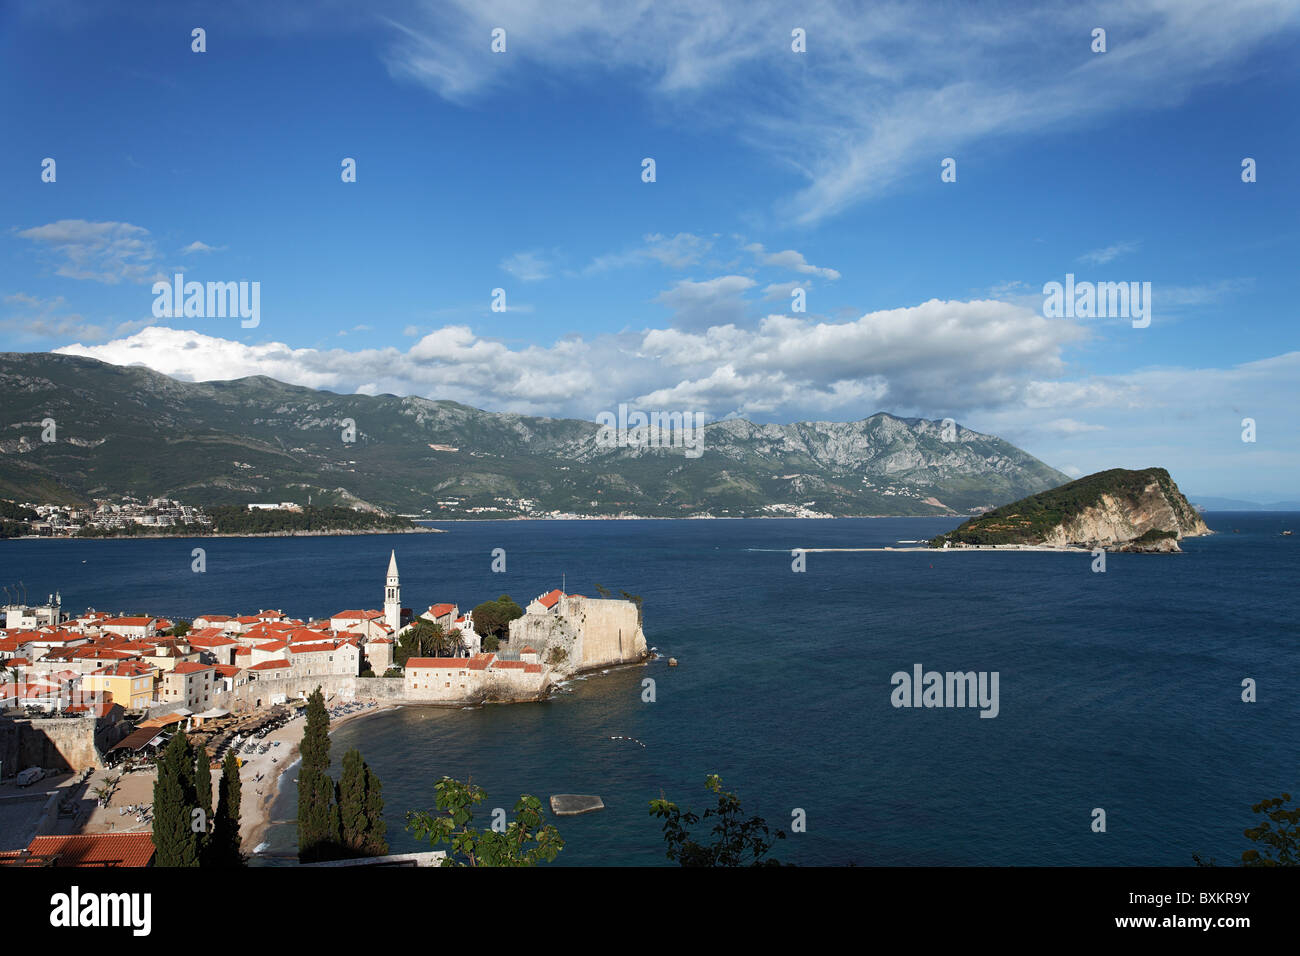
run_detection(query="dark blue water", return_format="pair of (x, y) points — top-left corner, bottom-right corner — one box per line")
(3, 514), (1297, 866)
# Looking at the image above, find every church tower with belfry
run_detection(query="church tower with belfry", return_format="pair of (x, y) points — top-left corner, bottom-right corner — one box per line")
(384, 550), (401, 633)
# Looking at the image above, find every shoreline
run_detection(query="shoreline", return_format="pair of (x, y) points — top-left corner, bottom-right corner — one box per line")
(3, 526), (443, 541)
(240, 699), (399, 856)
(799, 544), (1094, 553)
(238, 659), (651, 856)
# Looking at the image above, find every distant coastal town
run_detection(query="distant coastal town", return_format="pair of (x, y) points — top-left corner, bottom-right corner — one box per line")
(0, 551), (648, 866)
(0, 496), (427, 539)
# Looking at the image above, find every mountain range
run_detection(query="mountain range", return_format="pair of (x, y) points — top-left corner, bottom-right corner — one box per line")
(0, 352), (1071, 518)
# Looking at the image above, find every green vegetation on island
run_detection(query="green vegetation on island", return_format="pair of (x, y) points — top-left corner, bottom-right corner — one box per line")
(929, 467), (1203, 548)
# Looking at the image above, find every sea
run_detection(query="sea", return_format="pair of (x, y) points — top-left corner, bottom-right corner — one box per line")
(3, 514), (1297, 866)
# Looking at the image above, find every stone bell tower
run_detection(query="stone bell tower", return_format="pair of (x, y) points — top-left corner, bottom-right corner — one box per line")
(384, 550), (401, 633)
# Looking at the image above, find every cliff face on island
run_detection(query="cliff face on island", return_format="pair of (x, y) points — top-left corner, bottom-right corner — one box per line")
(929, 467), (1210, 551)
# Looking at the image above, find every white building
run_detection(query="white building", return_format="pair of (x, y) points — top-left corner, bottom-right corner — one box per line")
(384, 550), (401, 633)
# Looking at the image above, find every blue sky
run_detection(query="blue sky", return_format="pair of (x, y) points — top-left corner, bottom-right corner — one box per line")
(1, 0), (1297, 499)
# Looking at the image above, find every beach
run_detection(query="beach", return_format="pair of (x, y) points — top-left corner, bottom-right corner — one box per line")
(238, 697), (398, 855)
(69, 697), (399, 855)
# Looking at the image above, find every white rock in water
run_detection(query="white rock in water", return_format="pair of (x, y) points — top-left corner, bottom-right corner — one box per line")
(550, 794), (605, 816)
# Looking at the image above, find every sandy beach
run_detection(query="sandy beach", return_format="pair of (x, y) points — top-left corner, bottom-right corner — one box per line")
(237, 697), (398, 855)
(71, 697), (398, 856)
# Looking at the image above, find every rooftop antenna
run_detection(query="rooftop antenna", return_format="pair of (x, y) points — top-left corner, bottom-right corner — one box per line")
(562, 572), (566, 594)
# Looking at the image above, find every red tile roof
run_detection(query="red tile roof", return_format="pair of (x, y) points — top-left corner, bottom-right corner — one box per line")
(289, 641), (344, 655)
(187, 636), (239, 649)
(248, 659), (290, 671)
(536, 589), (563, 609)
(406, 657), (471, 669)
(101, 617), (156, 627)
(171, 662), (212, 675)
(88, 660), (154, 679)
(5, 833), (156, 868)
(427, 603), (456, 617)
(71, 647), (137, 661)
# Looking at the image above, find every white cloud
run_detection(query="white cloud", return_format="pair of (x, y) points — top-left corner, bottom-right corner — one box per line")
(745, 242), (840, 280)
(16, 220), (158, 284)
(762, 280), (806, 301)
(53, 295), (1085, 422)
(50, 304), (1300, 496)
(375, 0), (1300, 224)
(500, 250), (551, 281)
(1, 293), (153, 344)
(654, 275), (756, 329)
(181, 240), (228, 255)
(582, 232), (713, 274)
(1078, 240), (1139, 265)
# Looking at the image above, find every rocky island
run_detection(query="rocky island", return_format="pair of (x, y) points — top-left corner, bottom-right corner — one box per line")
(928, 467), (1211, 552)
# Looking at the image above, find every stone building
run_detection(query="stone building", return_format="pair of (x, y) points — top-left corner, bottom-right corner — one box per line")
(508, 591), (647, 674)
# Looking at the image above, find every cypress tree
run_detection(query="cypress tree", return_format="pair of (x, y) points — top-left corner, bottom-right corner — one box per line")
(300, 687), (331, 779)
(297, 687), (340, 862)
(194, 746), (213, 858)
(338, 748), (366, 856)
(151, 731), (201, 867)
(337, 749), (388, 857)
(362, 763), (389, 856)
(208, 750), (244, 867)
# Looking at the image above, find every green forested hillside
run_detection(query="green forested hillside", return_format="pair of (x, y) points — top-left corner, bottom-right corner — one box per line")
(0, 352), (1071, 517)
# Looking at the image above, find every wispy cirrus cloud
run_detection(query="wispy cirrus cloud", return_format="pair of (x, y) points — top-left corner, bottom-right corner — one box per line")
(744, 242), (840, 280)
(1078, 240), (1140, 265)
(2, 292), (153, 343)
(500, 249), (553, 281)
(181, 240), (226, 255)
(581, 232), (714, 274)
(375, 0), (1300, 224)
(16, 219), (159, 284)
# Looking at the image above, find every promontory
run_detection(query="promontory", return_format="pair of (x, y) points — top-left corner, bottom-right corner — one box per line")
(928, 467), (1211, 552)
